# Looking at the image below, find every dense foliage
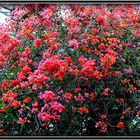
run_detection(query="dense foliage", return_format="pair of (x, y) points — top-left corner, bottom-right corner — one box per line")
(0, 4), (140, 136)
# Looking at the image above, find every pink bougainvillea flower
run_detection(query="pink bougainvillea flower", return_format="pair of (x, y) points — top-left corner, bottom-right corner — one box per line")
(39, 90), (55, 101)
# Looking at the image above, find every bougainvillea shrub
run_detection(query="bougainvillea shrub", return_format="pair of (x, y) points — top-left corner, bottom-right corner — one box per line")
(0, 4), (140, 136)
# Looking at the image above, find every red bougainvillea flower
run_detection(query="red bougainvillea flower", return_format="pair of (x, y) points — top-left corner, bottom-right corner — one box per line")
(122, 107), (131, 115)
(64, 92), (72, 102)
(77, 107), (89, 114)
(9, 100), (20, 108)
(137, 111), (140, 115)
(32, 108), (38, 113)
(74, 93), (85, 104)
(21, 47), (31, 57)
(0, 129), (9, 135)
(21, 65), (31, 74)
(32, 102), (38, 107)
(116, 98), (124, 104)
(1, 91), (17, 102)
(74, 88), (81, 93)
(1, 80), (9, 90)
(0, 55), (6, 62)
(114, 71), (122, 77)
(95, 121), (108, 133)
(97, 16), (105, 25)
(23, 97), (32, 104)
(100, 54), (116, 68)
(17, 117), (30, 125)
(101, 88), (110, 96)
(38, 112), (52, 122)
(121, 78), (130, 83)
(34, 39), (42, 48)
(0, 105), (9, 114)
(90, 92), (95, 101)
(117, 121), (124, 129)
(101, 114), (107, 119)
(98, 43), (105, 51)
(91, 28), (98, 34)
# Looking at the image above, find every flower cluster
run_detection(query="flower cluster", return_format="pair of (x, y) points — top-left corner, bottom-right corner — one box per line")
(0, 4), (139, 136)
